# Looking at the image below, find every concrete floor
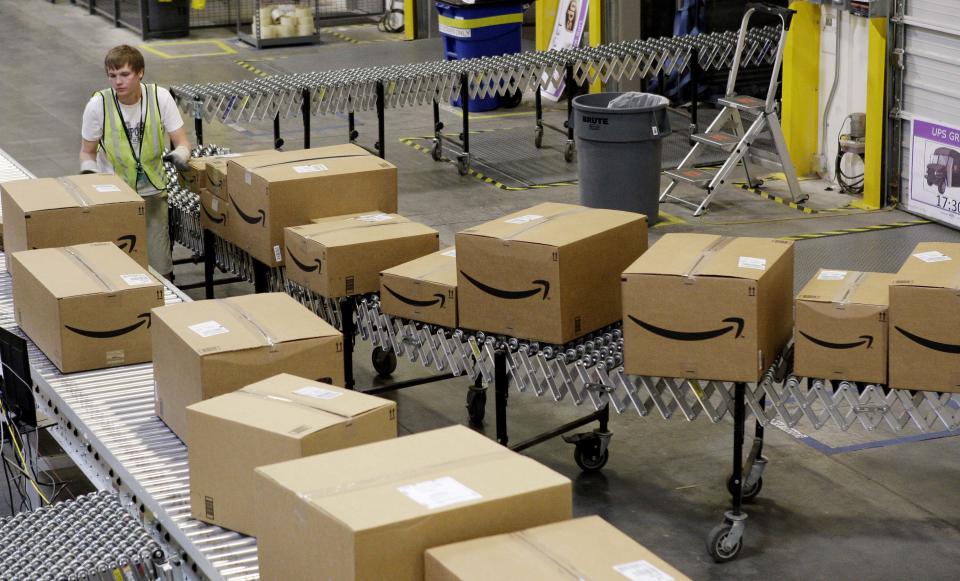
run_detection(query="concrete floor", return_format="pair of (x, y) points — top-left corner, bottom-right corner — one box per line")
(2, 1), (960, 579)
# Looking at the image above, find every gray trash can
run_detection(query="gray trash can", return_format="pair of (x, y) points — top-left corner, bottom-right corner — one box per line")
(573, 92), (671, 224)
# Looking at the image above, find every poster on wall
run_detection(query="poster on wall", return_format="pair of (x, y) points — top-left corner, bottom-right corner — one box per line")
(907, 118), (960, 229)
(541, 0), (590, 102)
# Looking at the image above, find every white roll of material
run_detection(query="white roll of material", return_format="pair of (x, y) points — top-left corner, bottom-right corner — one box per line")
(295, 7), (312, 19)
(280, 15), (298, 27)
(259, 6), (274, 24)
(259, 24), (277, 39)
(298, 23), (315, 36)
(278, 24), (296, 37)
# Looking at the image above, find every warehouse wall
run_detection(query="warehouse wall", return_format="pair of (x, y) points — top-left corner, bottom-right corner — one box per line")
(818, 6), (870, 181)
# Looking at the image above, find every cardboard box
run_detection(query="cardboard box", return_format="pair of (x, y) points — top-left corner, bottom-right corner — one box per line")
(180, 150), (276, 195)
(456, 203), (647, 344)
(1, 174), (147, 268)
(380, 247), (458, 328)
(795, 270), (893, 385)
(254, 425), (572, 581)
(285, 212), (439, 298)
(226, 145), (398, 266)
(425, 516), (692, 581)
(889, 243), (960, 392)
(10, 242), (163, 373)
(152, 292), (345, 440)
(622, 234), (794, 382)
(187, 373), (397, 536)
(198, 188), (229, 239)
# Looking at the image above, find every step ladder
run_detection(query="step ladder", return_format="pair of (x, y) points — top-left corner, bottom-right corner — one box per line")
(661, 2), (808, 217)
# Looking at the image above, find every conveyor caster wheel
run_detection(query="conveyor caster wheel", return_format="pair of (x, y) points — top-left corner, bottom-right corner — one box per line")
(727, 473), (763, 502)
(573, 441), (608, 472)
(466, 386), (486, 425)
(431, 138), (442, 161)
(457, 155), (470, 176)
(707, 519), (744, 563)
(563, 141), (575, 163)
(372, 347), (397, 377)
(534, 125), (544, 149)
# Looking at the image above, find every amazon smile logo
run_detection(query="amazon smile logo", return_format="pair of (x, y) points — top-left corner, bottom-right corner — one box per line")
(201, 203), (225, 224)
(799, 331), (873, 350)
(116, 235), (137, 253)
(629, 315), (745, 341)
(896, 326), (960, 354)
(65, 313), (151, 339)
(460, 271), (550, 300)
(288, 249), (322, 273)
(229, 195), (266, 226)
(383, 285), (446, 309)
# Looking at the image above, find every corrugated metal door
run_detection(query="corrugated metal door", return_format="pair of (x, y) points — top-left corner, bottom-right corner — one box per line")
(891, 0), (960, 227)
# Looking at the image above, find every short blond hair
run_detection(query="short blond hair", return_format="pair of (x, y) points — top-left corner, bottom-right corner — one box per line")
(105, 45), (145, 74)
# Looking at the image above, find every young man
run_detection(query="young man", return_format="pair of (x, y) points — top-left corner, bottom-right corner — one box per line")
(79, 45), (190, 280)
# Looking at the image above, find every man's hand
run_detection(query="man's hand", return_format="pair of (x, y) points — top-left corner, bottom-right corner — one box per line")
(162, 145), (191, 172)
(80, 159), (99, 175)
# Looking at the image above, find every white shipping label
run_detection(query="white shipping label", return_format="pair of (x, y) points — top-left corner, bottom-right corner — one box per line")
(438, 24), (471, 38)
(293, 163), (329, 174)
(189, 320), (230, 338)
(817, 270), (848, 281)
(441, 248), (457, 257)
(211, 198), (220, 212)
(357, 213), (393, 222)
(294, 386), (343, 400)
(505, 214), (544, 225)
(397, 476), (482, 510)
(737, 256), (767, 271)
(244, 171), (252, 185)
(93, 184), (121, 193)
(120, 273), (153, 286)
(913, 250), (951, 263)
(220, 153), (243, 158)
(613, 560), (675, 581)
(274, 245), (283, 262)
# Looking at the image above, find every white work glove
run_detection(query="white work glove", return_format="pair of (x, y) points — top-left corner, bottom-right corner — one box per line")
(162, 145), (191, 172)
(80, 159), (99, 175)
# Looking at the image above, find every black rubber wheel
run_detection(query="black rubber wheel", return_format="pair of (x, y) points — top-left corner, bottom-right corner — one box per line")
(466, 388), (486, 425)
(939, 181), (946, 195)
(371, 347), (397, 377)
(457, 156), (470, 176)
(927, 179), (933, 187)
(534, 126), (544, 149)
(727, 474), (763, 502)
(563, 142), (575, 163)
(707, 522), (742, 563)
(501, 89), (523, 109)
(573, 439), (609, 472)
(431, 139), (442, 161)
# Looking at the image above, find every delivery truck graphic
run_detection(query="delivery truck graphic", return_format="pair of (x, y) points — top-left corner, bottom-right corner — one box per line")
(926, 147), (960, 194)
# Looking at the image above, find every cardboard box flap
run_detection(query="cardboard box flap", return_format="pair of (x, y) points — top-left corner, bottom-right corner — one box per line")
(893, 242), (960, 289)
(624, 233), (791, 280)
(255, 425), (570, 531)
(290, 213), (437, 246)
(155, 293), (339, 354)
(381, 248), (458, 286)
(13, 243), (159, 298)
(241, 373), (390, 421)
(229, 144), (368, 170)
(189, 375), (386, 437)
(247, 155), (394, 185)
(4, 175), (140, 213)
(797, 270), (894, 306)
(459, 203), (643, 247)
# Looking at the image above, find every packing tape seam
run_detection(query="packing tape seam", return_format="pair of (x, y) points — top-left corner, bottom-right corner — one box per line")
(301, 218), (409, 241)
(295, 449), (514, 503)
(56, 177), (93, 209)
(499, 208), (594, 242)
(232, 387), (357, 420)
(245, 153), (369, 172)
(60, 247), (117, 292)
(683, 235), (735, 280)
(219, 300), (279, 352)
(510, 530), (592, 581)
(834, 271), (869, 305)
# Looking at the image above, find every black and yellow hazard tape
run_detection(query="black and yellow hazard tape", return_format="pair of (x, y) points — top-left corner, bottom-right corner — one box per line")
(235, 59), (270, 78)
(399, 136), (576, 192)
(320, 24), (405, 45)
(736, 184), (829, 214)
(780, 219), (931, 241)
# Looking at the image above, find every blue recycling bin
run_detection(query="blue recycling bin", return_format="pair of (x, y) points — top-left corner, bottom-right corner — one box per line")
(435, 0), (530, 112)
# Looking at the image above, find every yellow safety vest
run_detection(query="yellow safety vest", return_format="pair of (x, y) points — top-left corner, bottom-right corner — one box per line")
(97, 83), (167, 191)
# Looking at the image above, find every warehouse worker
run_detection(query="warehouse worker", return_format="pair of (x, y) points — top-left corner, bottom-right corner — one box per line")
(79, 45), (191, 281)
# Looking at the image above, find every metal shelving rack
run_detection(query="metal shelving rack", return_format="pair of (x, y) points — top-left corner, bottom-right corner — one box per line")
(238, 0), (321, 49)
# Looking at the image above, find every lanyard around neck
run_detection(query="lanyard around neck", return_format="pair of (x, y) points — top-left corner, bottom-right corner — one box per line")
(112, 85), (146, 166)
